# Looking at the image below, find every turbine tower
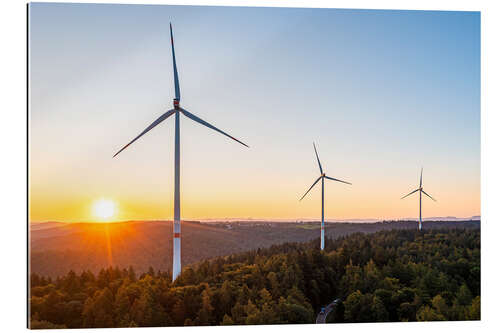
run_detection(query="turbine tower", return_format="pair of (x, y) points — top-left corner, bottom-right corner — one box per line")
(401, 168), (437, 231)
(113, 23), (248, 281)
(299, 143), (351, 250)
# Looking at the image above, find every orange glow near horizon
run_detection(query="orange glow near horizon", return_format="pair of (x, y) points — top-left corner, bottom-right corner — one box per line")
(28, 174), (480, 222)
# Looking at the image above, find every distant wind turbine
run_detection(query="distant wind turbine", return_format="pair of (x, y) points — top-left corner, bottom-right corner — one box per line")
(299, 143), (351, 250)
(401, 168), (437, 231)
(113, 23), (248, 281)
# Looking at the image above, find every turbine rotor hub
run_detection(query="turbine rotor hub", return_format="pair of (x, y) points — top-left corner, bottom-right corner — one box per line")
(173, 99), (180, 109)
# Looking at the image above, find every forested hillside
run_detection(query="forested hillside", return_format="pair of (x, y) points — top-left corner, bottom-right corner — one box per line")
(29, 228), (480, 328)
(30, 220), (479, 277)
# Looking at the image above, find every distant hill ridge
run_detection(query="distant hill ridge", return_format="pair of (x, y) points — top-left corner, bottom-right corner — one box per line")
(30, 215), (481, 224)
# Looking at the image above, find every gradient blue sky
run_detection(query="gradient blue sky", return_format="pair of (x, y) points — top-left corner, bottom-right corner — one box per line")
(29, 3), (480, 221)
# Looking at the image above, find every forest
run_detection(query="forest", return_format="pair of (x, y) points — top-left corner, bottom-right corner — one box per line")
(30, 220), (479, 278)
(29, 228), (480, 328)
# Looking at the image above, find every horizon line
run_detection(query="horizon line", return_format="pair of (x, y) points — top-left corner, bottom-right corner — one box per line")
(30, 215), (481, 224)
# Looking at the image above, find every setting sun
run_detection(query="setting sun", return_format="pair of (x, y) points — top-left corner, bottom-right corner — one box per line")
(92, 199), (116, 220)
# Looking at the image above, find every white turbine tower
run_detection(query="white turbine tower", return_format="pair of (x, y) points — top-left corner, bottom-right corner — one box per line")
(401, 168), (437, 231)
(300, 143), (351, 250)
(113, 23), (248, 281)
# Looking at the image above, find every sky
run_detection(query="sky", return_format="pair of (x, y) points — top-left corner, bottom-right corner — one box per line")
(29, 3), (480, 222)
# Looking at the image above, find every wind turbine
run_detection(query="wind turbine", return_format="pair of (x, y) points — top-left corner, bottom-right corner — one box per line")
(113, 23), (248, 281)
(299, 143), (351, 250)
(401, 168), (437, 231)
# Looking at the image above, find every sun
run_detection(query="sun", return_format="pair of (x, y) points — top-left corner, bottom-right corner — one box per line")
(92, 199), (116, 220)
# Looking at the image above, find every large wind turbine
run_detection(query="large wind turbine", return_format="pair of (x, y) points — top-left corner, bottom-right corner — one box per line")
(299, 143), (351, 250)
(113, 23), (248, 281)
(401, 168), (437, 231)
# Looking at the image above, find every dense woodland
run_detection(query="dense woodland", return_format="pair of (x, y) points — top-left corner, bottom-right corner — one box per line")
(29, 228), (480, 328)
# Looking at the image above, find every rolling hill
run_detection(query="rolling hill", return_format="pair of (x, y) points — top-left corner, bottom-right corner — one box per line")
(29, 220), (480, 277)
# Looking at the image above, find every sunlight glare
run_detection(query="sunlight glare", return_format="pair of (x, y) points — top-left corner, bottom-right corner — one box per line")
(92, 199), (116, 220)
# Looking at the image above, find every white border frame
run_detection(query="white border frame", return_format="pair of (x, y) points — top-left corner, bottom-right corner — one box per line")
(1, 0), (498, 332)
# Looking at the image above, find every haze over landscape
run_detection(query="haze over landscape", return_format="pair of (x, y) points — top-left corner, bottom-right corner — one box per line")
(30, 219), (480, 278)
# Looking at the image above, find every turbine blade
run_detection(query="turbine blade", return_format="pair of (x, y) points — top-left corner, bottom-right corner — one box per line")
(180, 108), (249, 147)
(401, 188), (419, 200)
(313, 142), (323, 174)
(420, 167), (423, 187)
(113, 109), (175, 158)
(422, 190), (437, 202)
(300, 176), (322, 201)
(324, 175), (352, 185)
(170, 23), (181, 101)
